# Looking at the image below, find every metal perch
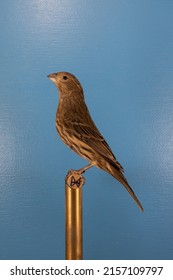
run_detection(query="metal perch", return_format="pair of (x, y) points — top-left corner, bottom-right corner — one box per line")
(65, 170), (85, 260)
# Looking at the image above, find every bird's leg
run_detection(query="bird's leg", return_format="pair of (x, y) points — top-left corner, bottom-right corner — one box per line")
(77, 162), (95, 174)
(65, 163), (95, 188)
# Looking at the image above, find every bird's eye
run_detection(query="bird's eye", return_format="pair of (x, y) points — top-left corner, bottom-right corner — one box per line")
(63, 75), (68, 80)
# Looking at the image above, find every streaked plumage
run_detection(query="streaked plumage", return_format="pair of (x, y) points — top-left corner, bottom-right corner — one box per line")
(48, 71), (143, 211)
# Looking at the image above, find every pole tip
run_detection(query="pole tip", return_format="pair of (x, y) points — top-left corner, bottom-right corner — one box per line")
(65, 170), (85, 189)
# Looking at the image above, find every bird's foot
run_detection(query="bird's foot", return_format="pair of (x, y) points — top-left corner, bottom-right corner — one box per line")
(76, 162), (95, 174)
(65, 163), (95, 189)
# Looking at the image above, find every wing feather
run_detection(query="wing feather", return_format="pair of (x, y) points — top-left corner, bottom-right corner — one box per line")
(65, 120), (124, 171)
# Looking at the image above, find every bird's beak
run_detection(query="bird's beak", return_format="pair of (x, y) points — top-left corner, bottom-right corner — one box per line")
(47, 73), (57, 83)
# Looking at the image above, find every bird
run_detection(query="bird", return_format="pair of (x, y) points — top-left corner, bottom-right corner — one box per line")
(47, 71), (143, 211)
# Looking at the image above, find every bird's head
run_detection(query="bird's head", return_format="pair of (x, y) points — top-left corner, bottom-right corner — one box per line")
(47, 72), (84, 98)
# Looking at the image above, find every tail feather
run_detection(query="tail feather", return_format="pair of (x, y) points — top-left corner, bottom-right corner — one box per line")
(109, 164), (144, 211)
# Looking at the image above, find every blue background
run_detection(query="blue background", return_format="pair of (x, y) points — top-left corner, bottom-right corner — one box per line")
(0, 0), (173, 260)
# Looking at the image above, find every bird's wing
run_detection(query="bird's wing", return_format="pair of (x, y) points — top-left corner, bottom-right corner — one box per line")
(66, 120), (124, 171)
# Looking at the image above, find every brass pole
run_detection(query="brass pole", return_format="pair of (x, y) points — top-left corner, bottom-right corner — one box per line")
(65, 170), (85, 260)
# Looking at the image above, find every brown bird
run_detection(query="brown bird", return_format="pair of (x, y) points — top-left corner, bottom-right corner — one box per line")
(48, 71), (143, 211)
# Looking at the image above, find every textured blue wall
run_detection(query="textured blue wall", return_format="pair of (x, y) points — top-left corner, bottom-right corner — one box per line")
(0, 0), (173, 260)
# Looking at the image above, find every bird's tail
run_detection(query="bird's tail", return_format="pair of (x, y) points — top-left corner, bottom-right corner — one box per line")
(108, 164), (144, 211)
